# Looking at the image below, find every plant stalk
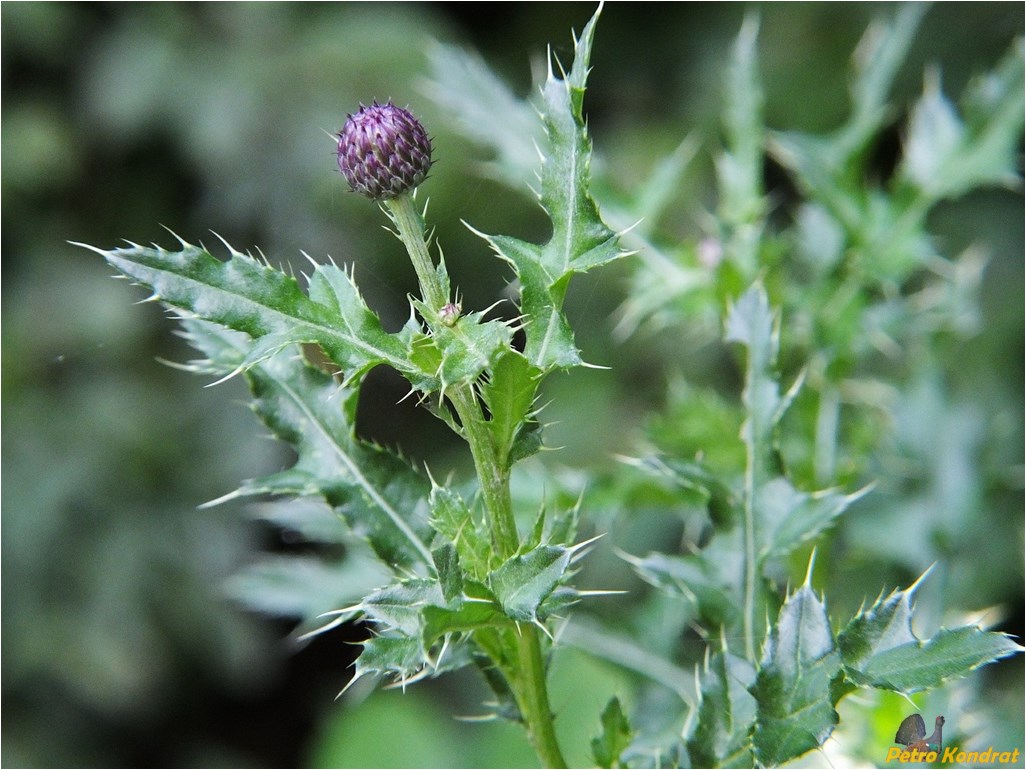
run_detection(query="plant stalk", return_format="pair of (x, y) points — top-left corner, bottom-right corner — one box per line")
(385, 194), (566, 768)
(385, 195), (519, 554)
(517, 627), (567, 768)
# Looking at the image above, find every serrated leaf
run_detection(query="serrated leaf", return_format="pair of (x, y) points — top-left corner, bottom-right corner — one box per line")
(306, 263), (418, 383)
(489, 545), (571, 622)
(428, 485), (491, 579)
(757, 477), (867, 560)
(751, 583), (840, 767)
(183, 319), (434, 571)
(839, 577), (1022, 693)
(360, 579), (444, 637)
(485, 234), (583, 369)
(409, 302), (513, 390)
(900, 40), (1024, 201)
(726, 285), (784, 502)
(481, 351), (542, 469)
(837, 583), (918, 671)
(436, 314), (512, 388)
(425, 42), (543, 188)
(85, 240), (418, 384)
(725, 283), (778, 376)
(432, 543), (463, 605)
(354, 635), (425, 683)
(422, 588), (510, 648)
(224, 552), (389, 622)
(846, 626), (1022, 693)
(535, 586), (583, 621)
(592, 696), (633, 769)
(687, 650), (757, 768)
(628, 550), (739, 630)
(470, 6), (627, 371)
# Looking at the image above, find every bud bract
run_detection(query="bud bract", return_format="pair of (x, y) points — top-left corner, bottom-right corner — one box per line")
(336, 101), (433, 200)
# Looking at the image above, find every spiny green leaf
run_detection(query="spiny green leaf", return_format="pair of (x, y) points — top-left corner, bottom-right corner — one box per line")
(359, 579), (444, 637)
(899, 40), (1025, 201)
(591, 696), (634, 769)
(837, 582), (919, 671)
(182, 319), (434, 570)
(838, 575), (1022, 693)
(306, 262), (416, 383)
(224, 552), (389, 623)
(424, 42), (543, 188)
(85, 240), (418, 384)
(354, 635), (424, 684)
(481, 351), (542, 469)
(428, 484), (491, 579)
(687, 649), (757, 768)
(725, 283), (778, 380)
(484, 233), (583, 369)
(432, 543), (463, 605)
(845, 626), (1022, 693)
(489, 544), (571, 622)
(751, 583), (840, 767)
(471, 5), (627, 371)
(409, 302), (513, 390)
(757, 477), (867, 560)
(422, 584), (510, 648)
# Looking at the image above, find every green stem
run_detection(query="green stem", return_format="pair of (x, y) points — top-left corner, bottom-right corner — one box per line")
(384, 193), (565, 768)
(384, 195), (519, 555)
(517, 627), (567, 768)
(741, 341), (765, 665)
(742, 422), (758, 664)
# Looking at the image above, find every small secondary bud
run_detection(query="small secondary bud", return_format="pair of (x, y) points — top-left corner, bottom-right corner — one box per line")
(337, 101), (433, 200)
(439, 302), (461, 327)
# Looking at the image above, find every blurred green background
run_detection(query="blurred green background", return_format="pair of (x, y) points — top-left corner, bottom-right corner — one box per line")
(3, 2), (1022, 767)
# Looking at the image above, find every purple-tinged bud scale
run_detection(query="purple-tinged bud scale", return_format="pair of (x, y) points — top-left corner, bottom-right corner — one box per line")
(337, 101), (433, 200)
(439, 302), (461, 327)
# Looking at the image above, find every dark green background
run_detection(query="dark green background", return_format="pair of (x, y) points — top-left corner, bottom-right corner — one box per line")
(3, 3), (1022, 766)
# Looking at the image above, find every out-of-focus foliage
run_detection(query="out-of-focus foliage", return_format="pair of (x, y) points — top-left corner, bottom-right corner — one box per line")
(3, 2), (1022, 768)
(425, 2), (1023, 766)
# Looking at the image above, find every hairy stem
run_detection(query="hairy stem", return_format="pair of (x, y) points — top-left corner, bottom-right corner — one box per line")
(384, 195), (519, 555)
(384, 193), (566, 768)
(517, 628), (567, 768)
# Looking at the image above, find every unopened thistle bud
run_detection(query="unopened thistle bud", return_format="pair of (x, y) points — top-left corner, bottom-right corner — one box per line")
(336, 101), (433, 200)
(438, 302), (461, 327)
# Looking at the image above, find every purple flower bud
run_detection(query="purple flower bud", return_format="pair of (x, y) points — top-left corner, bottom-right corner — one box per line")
(336, 101), (433, 200)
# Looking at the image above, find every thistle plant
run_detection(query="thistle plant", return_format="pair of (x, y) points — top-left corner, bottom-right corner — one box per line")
(81, 9), (626, 767)
(79, 4), (1023, 768)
